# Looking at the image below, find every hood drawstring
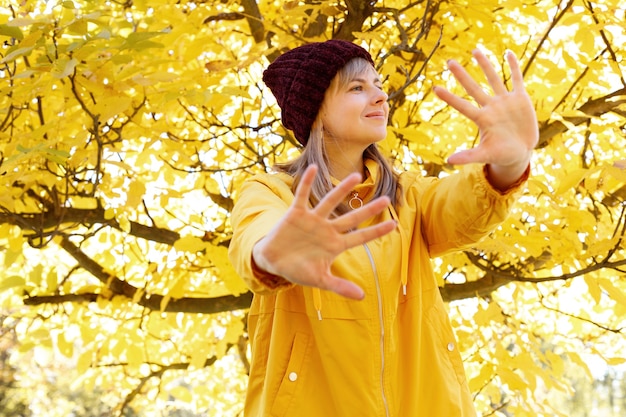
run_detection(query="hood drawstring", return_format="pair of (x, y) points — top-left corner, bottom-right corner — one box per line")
(388, 205), (408, 296)
(313, 288), (323, 320)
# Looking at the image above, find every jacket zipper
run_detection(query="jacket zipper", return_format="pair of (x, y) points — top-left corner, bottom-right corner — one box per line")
(364, 243), (390, 417)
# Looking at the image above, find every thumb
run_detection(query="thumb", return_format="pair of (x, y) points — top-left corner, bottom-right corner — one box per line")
(447, 147), (487, 165)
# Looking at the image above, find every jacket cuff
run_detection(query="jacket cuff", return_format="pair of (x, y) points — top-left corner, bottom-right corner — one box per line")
(250, 255), (294, 290)
(483, 163), (530, 195)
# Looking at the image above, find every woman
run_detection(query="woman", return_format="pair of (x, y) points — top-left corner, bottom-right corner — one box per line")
(228, 40), (537, 416)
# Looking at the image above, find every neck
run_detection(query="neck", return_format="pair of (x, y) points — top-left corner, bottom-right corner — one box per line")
(324, 137), (368, 180)
(327, 150), (366, 180)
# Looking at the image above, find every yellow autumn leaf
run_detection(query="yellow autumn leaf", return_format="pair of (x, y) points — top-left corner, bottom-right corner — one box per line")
(0, 275), (25, 292)
(56, 331), (74, 358)
(584, 275), (602, 305)
(52, 57), (78, 79)
(545, 350), (564, 376)
(598, 278), (626, 305)
(169, 386), (193, 403)
(555, 168), (589, 195)
(189, 342), (212, 370)
(126, 343), (145, 368)
(160, 293), (171, 312)
(76, 350), (94, 374)
(127, 180), (146, 208)
(71, 196), (98, 209)
(469, 363), (495, 392)
(173, 235), (211, 253)
(499, 368), (527, 391)
(0, 46), (34, 63)
(92, 95), (132, 121)
(605, 357), (626, 366)
(606, 164), (626, 182)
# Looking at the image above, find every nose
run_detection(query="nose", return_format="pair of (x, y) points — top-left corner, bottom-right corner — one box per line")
(373, 88), (388, 104)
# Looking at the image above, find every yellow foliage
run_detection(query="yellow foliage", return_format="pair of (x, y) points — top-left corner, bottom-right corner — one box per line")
(173, 235), (211, 253)
(584, 275), (602, 305)
(1, 0), (626, 415)
(0, 275), (25, 292)
(469, 362), (496, 392)
(599, 278), (626, 306)
(500, 368), (527, 392)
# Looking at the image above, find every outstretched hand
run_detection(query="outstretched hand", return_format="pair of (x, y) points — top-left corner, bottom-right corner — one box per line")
(252, 165), (396, 300)
(434, 49), (538, 189)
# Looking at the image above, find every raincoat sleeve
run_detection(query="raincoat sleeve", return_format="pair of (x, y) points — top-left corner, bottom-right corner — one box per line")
(228, 174), (296, 294)
(419, 163), (529, 257)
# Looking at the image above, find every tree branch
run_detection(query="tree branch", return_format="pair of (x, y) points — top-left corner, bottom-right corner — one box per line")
(23, 291), (254, 314)
(441, 250), (626, 302)
(439, 272), (510, 302)
(538, 87), (626, 148)
(47, 235), (253, 314)
(117, 356), (219, 416)
(523, 0), (575, 77)
(539, 293), (624, 334)
(335, 0), (375, 40)
(0, 206), (180, 246)
(241, 0), (265, 43)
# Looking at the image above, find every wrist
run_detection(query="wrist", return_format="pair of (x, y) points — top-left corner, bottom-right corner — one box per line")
(485, 158), (531, 192)
(251, 239), (292, 289)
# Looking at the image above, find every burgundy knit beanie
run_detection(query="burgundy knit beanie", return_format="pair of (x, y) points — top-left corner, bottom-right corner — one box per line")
(262, 40), (375, 145)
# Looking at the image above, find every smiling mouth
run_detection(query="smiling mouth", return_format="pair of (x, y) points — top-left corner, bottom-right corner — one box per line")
(366, 111), (386, 118)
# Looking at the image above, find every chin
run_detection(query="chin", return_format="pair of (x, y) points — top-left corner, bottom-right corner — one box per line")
(373, 130), (388, 143)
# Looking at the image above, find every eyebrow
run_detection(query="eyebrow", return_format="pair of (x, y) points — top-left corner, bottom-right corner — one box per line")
(350, 77), (383, 84)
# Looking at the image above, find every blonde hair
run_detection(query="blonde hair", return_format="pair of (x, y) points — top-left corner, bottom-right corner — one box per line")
(276, 58), (400, 216)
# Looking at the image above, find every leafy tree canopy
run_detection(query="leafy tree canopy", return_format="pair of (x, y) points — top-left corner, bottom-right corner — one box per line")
(0, 0), (625, 415)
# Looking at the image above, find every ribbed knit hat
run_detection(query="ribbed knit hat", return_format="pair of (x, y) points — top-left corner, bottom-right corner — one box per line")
(262, 40), (375, 145)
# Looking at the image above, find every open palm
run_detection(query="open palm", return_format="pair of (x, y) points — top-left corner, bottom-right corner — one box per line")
(434, 49), (538, 172)
(252, 165), (396, 300)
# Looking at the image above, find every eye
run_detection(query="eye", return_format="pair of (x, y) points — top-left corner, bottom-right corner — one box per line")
(350, 84), (363, 91)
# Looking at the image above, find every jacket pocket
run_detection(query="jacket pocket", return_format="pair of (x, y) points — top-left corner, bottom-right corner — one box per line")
(304, 288), (374, 320)
(424, 296), (467, 385)
(270, 332), (310, 417)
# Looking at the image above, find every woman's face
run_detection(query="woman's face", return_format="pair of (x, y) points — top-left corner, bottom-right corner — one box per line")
(320, 63), (389, 149)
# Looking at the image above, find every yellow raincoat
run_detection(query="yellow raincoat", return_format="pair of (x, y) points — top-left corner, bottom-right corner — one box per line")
(228, 160), (527, 417)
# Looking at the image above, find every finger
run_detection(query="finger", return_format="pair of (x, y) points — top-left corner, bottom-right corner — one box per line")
(293, 165), (318, 209)
(472, 48), (508, 96)
(433, 86), (480, 121)
(505, 50), (526, 92)
(446, 58), (491, 107)
(342, 219), (397, 249)
(331, 196), (390, 232)
(314, 172), (362, 218)
(323, 275), (365, 300)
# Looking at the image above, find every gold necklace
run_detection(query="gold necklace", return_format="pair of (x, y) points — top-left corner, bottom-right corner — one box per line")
(348, 192), (363, 210)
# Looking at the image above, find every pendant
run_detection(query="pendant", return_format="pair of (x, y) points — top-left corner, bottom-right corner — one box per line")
(349, 192), (363, 210)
